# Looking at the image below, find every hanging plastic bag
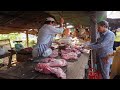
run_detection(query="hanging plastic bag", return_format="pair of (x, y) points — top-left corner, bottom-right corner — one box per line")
(0, 46), (5, 55)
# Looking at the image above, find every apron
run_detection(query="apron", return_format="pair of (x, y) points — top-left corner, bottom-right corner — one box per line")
(38, 36), (53, 57)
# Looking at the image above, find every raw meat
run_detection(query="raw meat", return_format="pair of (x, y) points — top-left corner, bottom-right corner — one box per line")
(50, 67), (66, 79)
(41, 58), (55, 63)
(41, 58), (67, 67)
(71, 48), (80, 53)
(24, 47), (33, 52)
(35, 63), (51, 74)
(75, 50), (81, 55)
(49, 49), (58, 58)
(62, 46), (81, 54)
(60, 47), (81, 59)
(61, 50), (71, 54)
(35, 62), (66, 79)
(48, 59), (67, 67)
(62, 52), (78, 60)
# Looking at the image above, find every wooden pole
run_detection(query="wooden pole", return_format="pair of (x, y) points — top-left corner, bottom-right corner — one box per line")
(89, 11), (97, 71)
(89, 11), (107, 71)
(26, 30), (29, 47)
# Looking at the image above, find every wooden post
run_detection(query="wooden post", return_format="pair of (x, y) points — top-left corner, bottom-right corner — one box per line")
(26, 30), (29, 47)
(89, 11), (97, 71)
(89, 11), (107, 71)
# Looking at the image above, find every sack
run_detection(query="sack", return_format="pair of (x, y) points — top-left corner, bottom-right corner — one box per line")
(0, 46), (6, 55)
(32, 45), (39, 58)
(42, 48), (52, 57)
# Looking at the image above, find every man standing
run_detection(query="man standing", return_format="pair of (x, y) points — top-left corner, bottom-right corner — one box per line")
(32, 17), (64, 58)
(85, 20), (115, 79)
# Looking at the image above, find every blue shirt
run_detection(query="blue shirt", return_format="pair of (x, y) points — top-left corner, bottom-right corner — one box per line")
(37, 24), (64, 45)
(89, 30), (115, 58)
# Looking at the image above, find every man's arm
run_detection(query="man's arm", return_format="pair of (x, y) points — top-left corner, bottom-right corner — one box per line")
(49, 26), (64, 34)
(49, 18), (64, 34)
(89, 33), (114, 49)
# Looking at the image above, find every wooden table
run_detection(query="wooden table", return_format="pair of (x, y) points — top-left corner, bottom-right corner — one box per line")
(67, 53), (89, 79)
(0, 53), (89, 79)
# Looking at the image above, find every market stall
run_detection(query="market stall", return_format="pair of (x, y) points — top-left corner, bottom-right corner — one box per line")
(0, 11), (107, 79)
(0, 52), (89, 79)
(0, 38), (90, 79)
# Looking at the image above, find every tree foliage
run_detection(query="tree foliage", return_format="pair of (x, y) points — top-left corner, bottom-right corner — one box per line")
(0, 33), (37, 48)
(0, 33), (22, 47)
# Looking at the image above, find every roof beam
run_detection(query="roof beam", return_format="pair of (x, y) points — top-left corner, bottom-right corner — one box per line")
(0, 11), (25, 25)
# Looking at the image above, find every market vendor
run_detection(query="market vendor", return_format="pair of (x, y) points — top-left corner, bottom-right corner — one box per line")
(63, 28), (70, 38)
(84, 20), (115, 79)
(32, 17), (64, 58)
(73, 28), (80, 38)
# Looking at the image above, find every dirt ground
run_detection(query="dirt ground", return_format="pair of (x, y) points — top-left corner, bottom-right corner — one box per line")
(0, 55), (17, 70)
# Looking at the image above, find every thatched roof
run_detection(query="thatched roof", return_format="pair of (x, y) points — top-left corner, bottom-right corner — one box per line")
(0, 11), (107, 35)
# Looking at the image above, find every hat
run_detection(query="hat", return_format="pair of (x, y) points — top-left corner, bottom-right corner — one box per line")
(46, 17), (55, 22)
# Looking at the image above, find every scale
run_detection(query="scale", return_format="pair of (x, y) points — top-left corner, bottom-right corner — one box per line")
(13, 40), (24, 52)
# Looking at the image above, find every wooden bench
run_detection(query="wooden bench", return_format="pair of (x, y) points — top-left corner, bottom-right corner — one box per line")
(0, 39), (16, 68)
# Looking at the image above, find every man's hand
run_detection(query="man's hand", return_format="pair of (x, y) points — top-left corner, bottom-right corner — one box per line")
(60, 17), (64, 24)
(102, 56), (109, 64)
(83, 45), (91, 50)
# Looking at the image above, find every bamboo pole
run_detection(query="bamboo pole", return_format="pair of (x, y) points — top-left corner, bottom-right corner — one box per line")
(26, 30), (29, 47)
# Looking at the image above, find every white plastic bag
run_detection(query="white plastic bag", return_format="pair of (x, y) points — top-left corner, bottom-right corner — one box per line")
(42, 48), (52, 57)
(58, 37), (72, 45)
(0, 46), (5, 55)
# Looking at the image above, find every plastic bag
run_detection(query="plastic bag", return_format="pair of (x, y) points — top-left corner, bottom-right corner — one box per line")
(0, 46), (5, 55)
(58, 37), (72, 45)
(42, 48), (52, 57)
(32, 45), (39, 58)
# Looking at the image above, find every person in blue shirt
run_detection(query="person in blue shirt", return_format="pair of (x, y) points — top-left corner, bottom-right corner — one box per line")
(32, 17), (64, 58)
(85, 20), (115, 79)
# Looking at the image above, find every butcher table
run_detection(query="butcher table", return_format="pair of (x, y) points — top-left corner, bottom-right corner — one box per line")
(0, 53), (90, 79)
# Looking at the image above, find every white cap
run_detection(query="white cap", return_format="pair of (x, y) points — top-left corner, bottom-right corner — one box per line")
(46, 17), (55, 22)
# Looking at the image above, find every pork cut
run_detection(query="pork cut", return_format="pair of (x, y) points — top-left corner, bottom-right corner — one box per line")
(48, 59), (67, 67)
(35, 63), (51, 74)
(61, 52), (78, 60)
(41, 58), (67, 67)
(41, 58), (55, 63)
(35, 63), (66, 79)
(50, 67), (66, 79)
